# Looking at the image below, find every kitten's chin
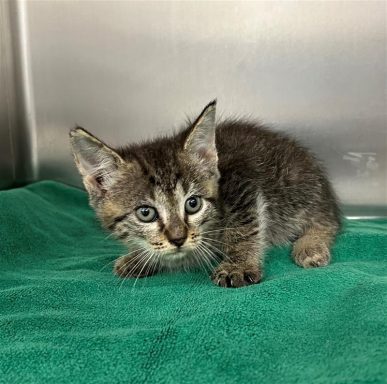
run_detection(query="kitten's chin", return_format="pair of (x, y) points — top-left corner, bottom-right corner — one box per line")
(160, 248), (194, 269)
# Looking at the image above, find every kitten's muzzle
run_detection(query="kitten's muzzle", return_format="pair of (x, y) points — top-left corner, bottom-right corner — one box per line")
(165, 227), (188, 248)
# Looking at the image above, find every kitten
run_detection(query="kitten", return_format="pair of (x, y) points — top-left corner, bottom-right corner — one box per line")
(69, 100), (340, 288)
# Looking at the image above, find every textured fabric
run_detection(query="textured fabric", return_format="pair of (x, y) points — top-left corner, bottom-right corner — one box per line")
(0, 181), (386, 384)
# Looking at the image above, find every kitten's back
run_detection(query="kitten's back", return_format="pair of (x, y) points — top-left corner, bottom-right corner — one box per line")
(215, 119), (340, 244)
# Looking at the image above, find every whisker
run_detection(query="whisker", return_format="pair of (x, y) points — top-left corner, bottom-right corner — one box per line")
(200, 227), (240, 235)
(149, 252), (160, 276)
(193, 247), (209, 274)
(197, 243), (216, 272)
(201, 240), (231, 262)
(115, 248), (147, 275)
(144, 250), (158, 280)
(98, 258), (116, 273)
(118, 250), (149, 290)
(103, 232), (115, 241)
(132, 251), (154, 288)
(190, 248), (199, 270)
(199, 242), (219, 272)
(200, 237), (233, 263)
(199, 243), (223, 267)
(201, 236), (229, 247)
(195, 247), (209, 273)
(99, 246), (146, 273)
(191, 246), (204, 272)
(123, 250), (149, 277)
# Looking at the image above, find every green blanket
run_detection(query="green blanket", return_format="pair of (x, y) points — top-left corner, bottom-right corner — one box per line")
(0, 181), (386, 384)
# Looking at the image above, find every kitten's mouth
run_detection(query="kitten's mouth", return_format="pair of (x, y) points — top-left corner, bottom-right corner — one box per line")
(163, 247), (186, 255)
(161, 247), (191, 263)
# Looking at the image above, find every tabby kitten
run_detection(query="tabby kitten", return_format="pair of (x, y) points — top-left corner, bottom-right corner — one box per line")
(69, 100), (340, 288)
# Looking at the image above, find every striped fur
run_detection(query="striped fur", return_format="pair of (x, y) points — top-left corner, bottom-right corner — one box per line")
(70, 101), (340, 288)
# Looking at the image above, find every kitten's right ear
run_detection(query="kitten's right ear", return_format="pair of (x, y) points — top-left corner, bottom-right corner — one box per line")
(69, 127), (124, 196)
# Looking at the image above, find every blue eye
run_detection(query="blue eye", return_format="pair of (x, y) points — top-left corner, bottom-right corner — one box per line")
(185, 196), (202, 214)
(136, 206), (158, 223)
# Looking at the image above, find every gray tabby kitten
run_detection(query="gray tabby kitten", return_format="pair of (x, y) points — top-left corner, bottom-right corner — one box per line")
(69, 101), (340, 288)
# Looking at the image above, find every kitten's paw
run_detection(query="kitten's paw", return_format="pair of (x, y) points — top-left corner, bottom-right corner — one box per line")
(211, 262), (261, 288)
(292, 243), (330, 268)
(114, 255), (157, 278)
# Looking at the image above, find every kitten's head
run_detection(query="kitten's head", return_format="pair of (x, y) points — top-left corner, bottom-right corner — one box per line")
(69, 101), (220, 269)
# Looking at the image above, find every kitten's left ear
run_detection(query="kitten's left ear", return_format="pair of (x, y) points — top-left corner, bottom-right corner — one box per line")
(184, 100), (217, 165)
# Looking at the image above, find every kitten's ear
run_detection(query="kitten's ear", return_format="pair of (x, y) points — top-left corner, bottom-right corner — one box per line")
(69, 127), (124, 196)
(184, 100), (218, 165)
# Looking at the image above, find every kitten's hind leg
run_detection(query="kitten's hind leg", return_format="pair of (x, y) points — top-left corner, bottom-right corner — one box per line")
(292, 225), (337, 268)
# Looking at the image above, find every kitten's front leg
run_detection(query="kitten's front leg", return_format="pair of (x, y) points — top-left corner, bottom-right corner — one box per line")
(114, 251), (159, 279)
(211, 221), (265, 288)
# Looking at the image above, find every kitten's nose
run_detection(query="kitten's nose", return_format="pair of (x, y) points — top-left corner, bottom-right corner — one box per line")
(166, 220), (187, 248)
(169, 236), (187, 248)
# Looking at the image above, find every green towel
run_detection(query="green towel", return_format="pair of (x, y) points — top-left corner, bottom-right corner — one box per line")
(0, 181), (386, 384)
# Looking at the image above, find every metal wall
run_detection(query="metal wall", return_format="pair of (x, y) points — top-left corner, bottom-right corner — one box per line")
(0, 0), (15, 189)
(1, 0), (386, 216)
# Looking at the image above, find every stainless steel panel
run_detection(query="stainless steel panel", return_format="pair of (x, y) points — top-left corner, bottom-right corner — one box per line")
(0, 0), (15, 189)
(0, 0), (37, 188)
(2, 1), (387, 215)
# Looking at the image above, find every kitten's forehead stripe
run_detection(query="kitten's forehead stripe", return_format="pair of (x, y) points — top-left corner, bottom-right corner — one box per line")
(174, 181), (187, 219)
(154, 182), (186, 227)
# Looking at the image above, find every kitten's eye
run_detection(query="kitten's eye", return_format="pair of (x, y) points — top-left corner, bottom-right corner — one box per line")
(135, 206), (158, 223)
(185, 196), (202, 214)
